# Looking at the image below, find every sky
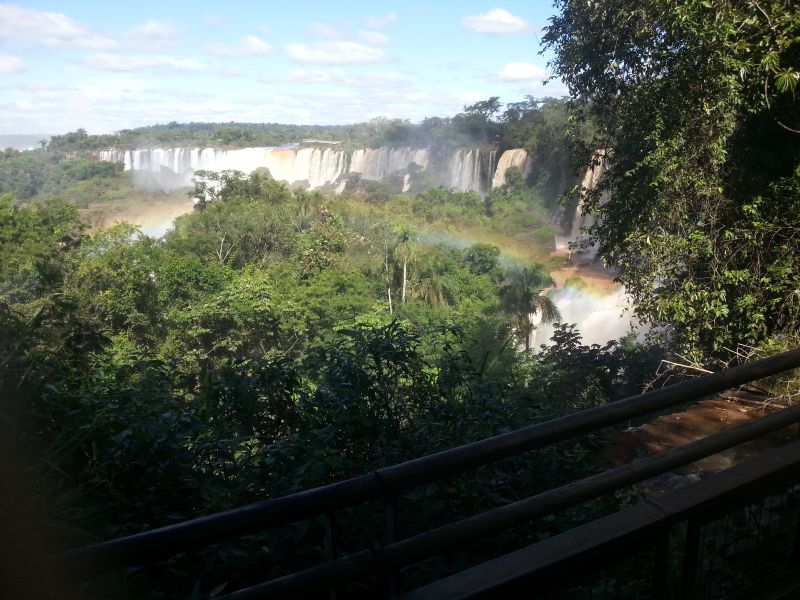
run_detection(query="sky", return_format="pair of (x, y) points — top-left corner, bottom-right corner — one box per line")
(0, 1), (567, 134)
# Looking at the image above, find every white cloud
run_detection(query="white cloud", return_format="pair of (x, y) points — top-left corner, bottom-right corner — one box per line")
(76, 76), (154, 103)
(81, 53), (205, 72)
(280, 68), (333, 84)
(206, 36), (272, 57)
(358, 30), (389, 45)
(279, 68), (406, 87)
(497, 62), (547, 82)
(259, 25), (271, 35)
(308, 22), (343, 39)
(0, 79), (481, 134)
(462, 8), (530, 36)
(0, 4), (116, 49)
(284, 42), (387, 64)
(494, 61), (569, 95)
(0, 54), (24, 74)
(126, 20), (179, 49)
(365, 13), (397, 28)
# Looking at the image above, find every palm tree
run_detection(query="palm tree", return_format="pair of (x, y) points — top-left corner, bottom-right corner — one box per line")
(393, 224), (418, 304)
(502, 267), (561, 351)
(416, 271), (453, 307)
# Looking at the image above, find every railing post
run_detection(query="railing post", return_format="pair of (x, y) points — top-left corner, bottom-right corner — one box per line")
(681, 517), (701, 600)
(323, 512), (337, 600)
(385, 495), (399, 597)
(652, 526), (671, 600)
(793, 501), (800, 566)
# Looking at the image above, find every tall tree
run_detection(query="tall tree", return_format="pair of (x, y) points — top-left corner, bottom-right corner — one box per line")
(544, 0), (800, 357)
(393, 224), (418, 304)
(502, 267), (561, 351)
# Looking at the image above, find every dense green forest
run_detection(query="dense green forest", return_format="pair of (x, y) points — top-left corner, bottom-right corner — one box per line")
(545, 0), (800, 358)
(0, 169), (661, 597)
(0, 149), (124, 202)
(1, 1), (799, 596)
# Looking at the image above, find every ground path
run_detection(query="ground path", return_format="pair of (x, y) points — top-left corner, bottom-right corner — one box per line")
(609, 391), (798, 494)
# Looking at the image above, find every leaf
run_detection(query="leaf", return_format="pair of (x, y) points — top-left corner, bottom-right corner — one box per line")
(774, 70), (798, 93)
(762, 51), (780, 71)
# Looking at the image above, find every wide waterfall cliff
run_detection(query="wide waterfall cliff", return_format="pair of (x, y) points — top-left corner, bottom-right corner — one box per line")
(99, 146), (528, 195)
(99, 147), (352, 191)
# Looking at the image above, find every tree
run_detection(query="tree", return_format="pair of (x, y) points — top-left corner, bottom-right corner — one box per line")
(172, 171), (296, 267)
(68, 223), (162, 340)
(0, 196), (83, 302)
(502, 267), (561, 351)
(452, 97), (504, 145)
(393, 224), (418, 304)
(463, 244), (501, 277)
(544, 0), (800, 357)
(463, 96), (502, 120)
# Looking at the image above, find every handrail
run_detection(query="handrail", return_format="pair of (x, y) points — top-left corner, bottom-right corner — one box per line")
(401, 438), (800, 599)
(217, 402), (800, 599)
(55, 348), (800, 578)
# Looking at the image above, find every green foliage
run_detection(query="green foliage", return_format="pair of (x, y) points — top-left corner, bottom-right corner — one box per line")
(501, 266), (561, 351)
(464, 243), (501, 277)
(69, 224), (162, 339)
(545, 0), (800, 358)
(500, 97), (588, 206)
(167, 191), (296, 268)
(0, 195), (82, 301)
(0, 149), (123, 201)
(0, 153), (662, 596)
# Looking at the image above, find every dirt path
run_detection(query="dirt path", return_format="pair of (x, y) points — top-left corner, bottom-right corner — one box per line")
(609, 392), (797, 493)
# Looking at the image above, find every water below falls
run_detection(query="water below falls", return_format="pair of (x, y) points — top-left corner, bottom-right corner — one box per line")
(533, 285), (643, 348)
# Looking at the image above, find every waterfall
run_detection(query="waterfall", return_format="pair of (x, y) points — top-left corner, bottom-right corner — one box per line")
(100, 146), (434, 192)
(567, 151), (608, 261)
(492, 149), (530, 188)
(402, 173), (411, 193)
(99, 145), (538, 196)
(349, 147), (429, 180)
(534, 149), (645, 349)
(534, 287), (641, 348)
(446, 148), (496, 194)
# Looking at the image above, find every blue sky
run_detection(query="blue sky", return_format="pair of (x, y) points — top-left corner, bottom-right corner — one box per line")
(0, 2), (567, 134)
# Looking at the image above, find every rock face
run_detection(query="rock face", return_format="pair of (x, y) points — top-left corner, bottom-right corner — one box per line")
(99, 145), (533, 195)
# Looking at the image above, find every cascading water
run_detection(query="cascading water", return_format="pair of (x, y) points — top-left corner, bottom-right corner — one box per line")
(100, 146), (438, 192)
(559, 150), (608, 259)
(536, 150), (646, 348)
(491, 149), (530, 188)
(99, 145), (539, 198)
(446, 148), (497, 195)
(349, 147), (429, 180)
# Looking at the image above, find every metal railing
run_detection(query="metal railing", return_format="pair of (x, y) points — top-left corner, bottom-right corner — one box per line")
(54, 349), (800, 598)
(402, 439), (800, 599)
